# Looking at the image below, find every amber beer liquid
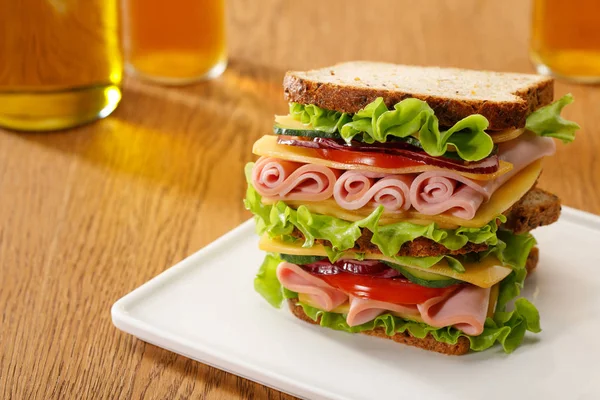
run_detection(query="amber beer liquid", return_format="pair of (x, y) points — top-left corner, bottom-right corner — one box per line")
(530, 0), (600, 82)
(122, 0), (227, 84)
(0, 0), (123, 131)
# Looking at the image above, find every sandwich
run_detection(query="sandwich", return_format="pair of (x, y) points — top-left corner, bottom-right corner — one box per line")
(245, 62), (579, 355)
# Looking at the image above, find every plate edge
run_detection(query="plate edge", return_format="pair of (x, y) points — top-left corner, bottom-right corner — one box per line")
(111, 302), (342, 400)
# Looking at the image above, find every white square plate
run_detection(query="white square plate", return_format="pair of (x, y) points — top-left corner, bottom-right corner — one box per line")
(112, 207), (600, 400)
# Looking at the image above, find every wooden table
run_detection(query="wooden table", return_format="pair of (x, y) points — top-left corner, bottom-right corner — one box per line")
(2, 1), (599, 399)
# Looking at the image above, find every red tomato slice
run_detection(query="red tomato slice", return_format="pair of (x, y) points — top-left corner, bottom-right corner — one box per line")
(315, 148), (423, 169)
(277, 136), (500, 174)
(317, 272), (458, 305)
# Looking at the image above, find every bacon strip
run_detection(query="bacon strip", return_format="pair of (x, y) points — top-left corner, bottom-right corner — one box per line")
(252, 156), (339, 201)
(333, 171), (414, 212)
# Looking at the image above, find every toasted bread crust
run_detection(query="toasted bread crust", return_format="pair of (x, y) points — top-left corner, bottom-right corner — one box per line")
(503, 188), (561, 234)
(284, 68), (554, 130)
(526, 246), (539, 274)
(288, 299), (470, 355)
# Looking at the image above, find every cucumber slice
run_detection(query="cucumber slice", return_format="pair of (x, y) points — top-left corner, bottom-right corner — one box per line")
(273, 115), (342, 139)
(280, 254), (326, 265)
(383, 261), (461, 288)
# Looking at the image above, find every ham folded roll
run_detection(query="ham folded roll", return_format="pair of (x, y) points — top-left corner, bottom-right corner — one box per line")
(333, 171), (414, 212)
(410, 173), (487, 219)
(252, 156), (339, 201)
(276, 262), (348, 311)
(410, 134), (556, 219)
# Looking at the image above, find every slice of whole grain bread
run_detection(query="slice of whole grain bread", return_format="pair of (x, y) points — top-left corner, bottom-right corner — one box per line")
(502, 188), (561, 234)
(284, 62), (554, 130)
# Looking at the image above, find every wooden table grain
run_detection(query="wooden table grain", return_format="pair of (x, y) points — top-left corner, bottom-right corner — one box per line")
(1, 1), (599, 399)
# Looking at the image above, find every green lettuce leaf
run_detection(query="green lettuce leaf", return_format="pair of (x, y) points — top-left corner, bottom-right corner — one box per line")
(254, 253), (285, 308)
(364, 213), (506, 256)
(283, 287), (299, 299)
(418, 110), (492, 161)
(384, 225), (532, 274)
(525, 94), (580, 143)
(475, 230), (537, 270)
(288, 93), (579, 163)
(291, 98), (493, 161)
(495, 230), (537, 270)
(289, 103), (351, 134)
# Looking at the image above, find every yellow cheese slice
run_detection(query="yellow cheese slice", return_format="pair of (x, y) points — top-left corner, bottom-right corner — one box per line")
(487, 283), (500, 317)
(298, 283), (499, 320)
(490, 128), (526, 143)
(253, 135), (513, 181)
(260, 236), (512, 288)
(275, 115), (311, 128)
(262, 159), (543, 229)
(297, 294), (352, 315)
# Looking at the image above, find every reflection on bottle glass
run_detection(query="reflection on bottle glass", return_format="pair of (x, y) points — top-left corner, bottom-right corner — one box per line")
(0, 0), (123, 131)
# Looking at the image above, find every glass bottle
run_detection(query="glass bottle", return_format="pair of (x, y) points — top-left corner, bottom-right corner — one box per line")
(0, 0), (123, 131)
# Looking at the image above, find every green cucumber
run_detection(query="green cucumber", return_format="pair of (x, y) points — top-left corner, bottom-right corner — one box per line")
(273, 115), (342, 139)
(383, 261), (461, 288)
(273, 123), (342, 139)
(273, 114), (427, 146)
(280, 254), (326, 265)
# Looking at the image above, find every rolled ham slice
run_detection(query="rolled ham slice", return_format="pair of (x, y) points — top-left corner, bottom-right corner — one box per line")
(252, 156), (339, 201)
(410, 174), (487, 219)
(346, 296), (421, 327)
(276, 262), (348, 311)
(333, 171), (414, 212)
(418, 285), (491, 335)
(410, 134), (557, 219)
(489, 133), (556, 193)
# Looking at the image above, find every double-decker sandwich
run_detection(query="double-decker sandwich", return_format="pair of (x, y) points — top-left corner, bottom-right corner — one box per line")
(245, 62), (579, 355)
